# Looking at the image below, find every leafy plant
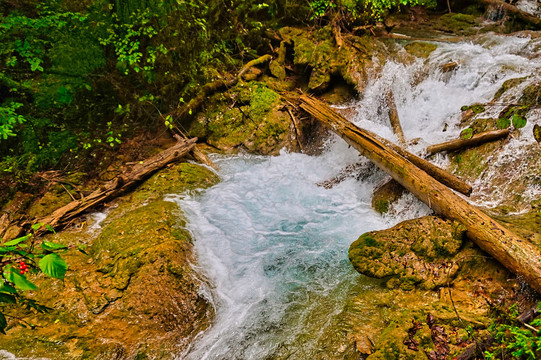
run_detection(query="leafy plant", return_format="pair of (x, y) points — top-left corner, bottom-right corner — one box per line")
(484, 303), (541, 360)
(0, 224), (68, 334)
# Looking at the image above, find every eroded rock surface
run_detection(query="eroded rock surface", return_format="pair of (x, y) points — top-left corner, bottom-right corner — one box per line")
(0, 162), (219, 359)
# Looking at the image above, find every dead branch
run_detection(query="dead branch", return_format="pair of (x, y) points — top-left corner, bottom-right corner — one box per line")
(426, 129), (510, 155)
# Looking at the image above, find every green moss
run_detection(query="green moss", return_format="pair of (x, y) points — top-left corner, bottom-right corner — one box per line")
(494, 77), (527, 100)
(520, 82), (541, 106)
(439, 13), (479, 34)
(374, 199), (390, 214)
(248, 85), (280, 118)
(26, 189), (73, 219)
(404, 42), (437, 59)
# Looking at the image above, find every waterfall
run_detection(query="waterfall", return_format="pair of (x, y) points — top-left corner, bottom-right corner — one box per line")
(177, 33), (541, 359)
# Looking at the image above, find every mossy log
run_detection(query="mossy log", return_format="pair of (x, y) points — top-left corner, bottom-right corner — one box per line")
(28, 137), (197, 235)
(299, 95), (541, 294)
(426, 129), (510, 155)
(172, 54), (272, 119)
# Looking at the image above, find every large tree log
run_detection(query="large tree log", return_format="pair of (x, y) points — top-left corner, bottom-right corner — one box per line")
(299, 95), (541, 294)
(30, 137), (197, 235)
(426, 129), (510, 154)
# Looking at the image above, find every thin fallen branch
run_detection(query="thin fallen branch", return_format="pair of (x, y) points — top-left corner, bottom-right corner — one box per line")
(426, 129), (510, 155)
(286, 107), (304, 152)
(299, 95), (541, 294)
(386, 91), (406, 145)
(26, 137), (197, 236)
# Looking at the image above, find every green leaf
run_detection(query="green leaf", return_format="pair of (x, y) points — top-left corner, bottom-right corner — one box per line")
(39, 253), (67, 279)
(460, 128), (474, 140)
(0, 293), (16, 304)
(0, 312), (6, 334)
(41, 241), (67, 251)
(0, 284), (16, 294)
(534, 124), (541, 143)
(45, 224), (55, 233)
(512, 114), (527, 129)
(4, 267), (38, 290)
(497, 117), (511, 129)
(3, 235), (29, 246)
(31, 223), (43, 231)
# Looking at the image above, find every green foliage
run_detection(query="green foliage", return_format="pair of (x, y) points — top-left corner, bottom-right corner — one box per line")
(497, 117), (511, 129)
(0, 224), (68, 334)
(0, 102), (26, 140)
(484, 303), (541, 360)
(308, 0), (437, 20)
(512, 113), (527, 129)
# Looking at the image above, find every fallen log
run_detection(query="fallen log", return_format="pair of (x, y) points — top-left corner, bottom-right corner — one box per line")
(299, 95), (541, 294)
(426, 129), (510, 154)
(29, 137), (197, 235)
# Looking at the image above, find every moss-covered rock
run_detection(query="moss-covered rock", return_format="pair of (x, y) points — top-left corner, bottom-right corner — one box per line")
(0, 162), (219, 359)
(404, 42), (437, 59)
(279, 26), (386, 93)
(189, 81), (290, 155)
(349, 216), (466, 290)
(438, 13), (480, 35)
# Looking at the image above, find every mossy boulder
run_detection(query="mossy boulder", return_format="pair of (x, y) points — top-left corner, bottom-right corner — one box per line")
(0, 162), (219, 359)
(438, 13), (480, 35)
(189, 82), (290, 155)
(349, 216), (466, 290)
(404, 42), (437, 59)
(279, 26), (385, 93)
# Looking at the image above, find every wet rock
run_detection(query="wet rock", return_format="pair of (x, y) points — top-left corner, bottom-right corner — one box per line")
(371, 179), (405, 214)
(404, 42), (438, 58)
(0, 162), (219, 359)
(349, 216), (466, 290)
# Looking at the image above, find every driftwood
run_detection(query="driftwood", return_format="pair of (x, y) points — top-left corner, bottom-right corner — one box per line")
(286, 107), (304, 152)
(172, 54), (272, 119)
(426, 129), (510, 155)
(299, 95), (541, 294)
(386, 91), (406, 146)
(27, 137), (197, 236)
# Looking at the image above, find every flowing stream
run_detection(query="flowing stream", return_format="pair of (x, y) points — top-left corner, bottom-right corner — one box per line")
(176, 33), (541, 359)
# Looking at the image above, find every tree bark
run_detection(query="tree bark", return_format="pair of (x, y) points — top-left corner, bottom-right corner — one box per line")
(29, 137), (197, 235)
(299, 95), (541, 294)
(426, 129), (510, 154)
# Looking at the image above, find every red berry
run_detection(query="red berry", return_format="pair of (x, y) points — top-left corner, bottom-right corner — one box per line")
(20, 270), (25, 275)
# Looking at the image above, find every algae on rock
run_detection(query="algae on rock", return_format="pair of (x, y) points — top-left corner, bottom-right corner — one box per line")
(0, 162), (219, 359)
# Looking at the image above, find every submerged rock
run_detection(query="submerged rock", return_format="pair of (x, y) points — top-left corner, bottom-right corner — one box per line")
(0, 162), (219, 359)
